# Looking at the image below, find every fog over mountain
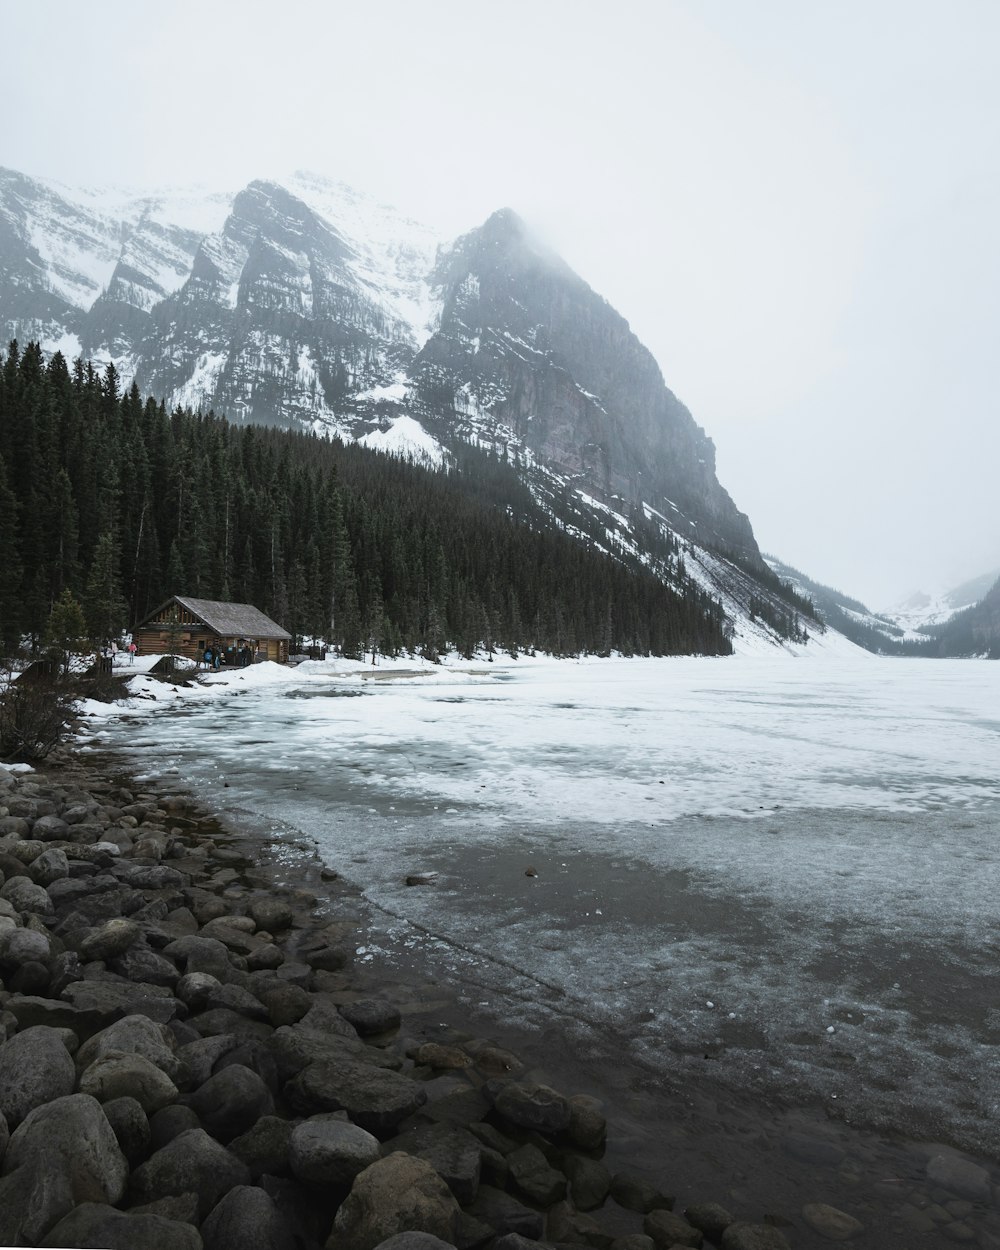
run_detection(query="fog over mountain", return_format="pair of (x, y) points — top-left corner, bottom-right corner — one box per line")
(2, 1), (998, 608)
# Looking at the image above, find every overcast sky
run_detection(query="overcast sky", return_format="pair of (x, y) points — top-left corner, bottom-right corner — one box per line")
(5, 0), (998, 606)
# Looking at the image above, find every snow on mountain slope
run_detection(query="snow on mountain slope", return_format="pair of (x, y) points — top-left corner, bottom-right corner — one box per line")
(1, 166), (815, 653)
(882, 568), (1000, 637)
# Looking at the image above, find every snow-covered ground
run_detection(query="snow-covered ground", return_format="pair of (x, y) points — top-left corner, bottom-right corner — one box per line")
(82, 651), (1000, 1156)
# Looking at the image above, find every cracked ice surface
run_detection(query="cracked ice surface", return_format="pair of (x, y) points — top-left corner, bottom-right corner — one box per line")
(92, 654), (1000, 1155)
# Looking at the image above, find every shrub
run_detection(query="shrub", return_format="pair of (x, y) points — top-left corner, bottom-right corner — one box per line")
(0, 677), (76, 762)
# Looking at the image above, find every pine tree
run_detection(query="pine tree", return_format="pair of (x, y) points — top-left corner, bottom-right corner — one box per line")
(45, 589), (88, 675)
(85, 533), (128, 644)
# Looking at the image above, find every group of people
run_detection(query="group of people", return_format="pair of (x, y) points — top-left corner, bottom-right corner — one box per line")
(201, 642), (256, 670)
(101, 639), (138, 666)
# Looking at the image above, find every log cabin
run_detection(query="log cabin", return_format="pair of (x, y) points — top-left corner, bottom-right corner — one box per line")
(134, 596), (291, 665)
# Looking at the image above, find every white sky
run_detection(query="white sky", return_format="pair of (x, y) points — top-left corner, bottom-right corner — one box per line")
(5, 0), (998, 607)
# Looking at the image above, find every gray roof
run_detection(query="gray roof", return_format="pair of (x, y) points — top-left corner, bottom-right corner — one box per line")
(142, 596), (292, 640)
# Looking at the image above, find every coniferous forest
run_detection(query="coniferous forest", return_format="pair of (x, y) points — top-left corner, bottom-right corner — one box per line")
(0, 342), (732, 660)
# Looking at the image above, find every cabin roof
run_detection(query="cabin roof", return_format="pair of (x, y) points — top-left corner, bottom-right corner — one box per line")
(137, 596), (292, 640)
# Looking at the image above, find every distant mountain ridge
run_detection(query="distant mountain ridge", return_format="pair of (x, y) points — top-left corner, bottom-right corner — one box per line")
(766, 555), (1000, 657)
(0, 165), (813, 649)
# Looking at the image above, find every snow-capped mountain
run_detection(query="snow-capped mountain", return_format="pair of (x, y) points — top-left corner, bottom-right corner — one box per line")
(0, 165), (810, 649)
(881, 568), (1000, 636)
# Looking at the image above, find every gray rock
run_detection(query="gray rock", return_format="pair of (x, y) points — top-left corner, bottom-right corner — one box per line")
(507, 1143), (567, 1207)
(547, 1199), (611, 1247)
(31, 814), (69, 841)
(0, 1093), (128, 1245)
(289, 1114), (381, 1187)
(248, 896), (294, 933)
(567, 1093), (607, 1149)
(925, 1151), (992, 1201)
(62, 978), (181, 1025)
(205, 982), (269, 1020)
(467, 1185), (544, 1240)
(304, 942), (350, 972)
(149, 1103), (202, 1151)
(373, 1236), (457, 1250)
(610, 1173), (675, 1214)
(78, 917), (143, 961)
(609, 1237), (656, 1250)
(644, 1208), (703, 1249)
(684, 1203), (735, 1243)
(0, 925), (50, 966)
(0, 1024), (75, 1127)
(0, 875), (54, 914)
(175, 1033), (239, 1090)
(247, 943), (284, 971)
(564, 1154), (612, 1210)
(77, 1012), (180, 1078)
(164, 934), (235, 981)
(491, 1237), (543, 1250)
(257, 980), (312, 1026)
(720, 1226), (792, 1250)
(177, 970), (224, 1008)
(492, 1081), (572, 1135)
(27, 846), (69, 886)
(201, 1183), (296, 1250)
(229, 1114), (295, 1178)
(801, 1203), (863, 1241)
(130, 1126), (251, 1218)
(102, 1095), (151, 1166)
(285, 1055), (427, 1136)
(110, 943), (182, 987)
(79, 1050), (180, 1113)
(338, 997), (402, 1036)
(330, 1152), (461, 1250)
(39, 1202), (202, 1249)
(129, 1191), (201, 1224)
(384, 1123), (482, 1206)
(187, 1064), (274, 1142)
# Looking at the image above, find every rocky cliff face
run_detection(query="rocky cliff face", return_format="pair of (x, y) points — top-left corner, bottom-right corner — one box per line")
(411, 208), (757, 559)
(0, 165), (796, 643)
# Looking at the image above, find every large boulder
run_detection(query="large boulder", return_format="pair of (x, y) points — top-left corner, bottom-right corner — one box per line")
(0, 1025), (75, 1127)
(329, 1152), (460, 1250)
(77, 917), (142, 961)
(79, 1050), (179, 1113)
(187, 1064), (275, 1142)
(384, 1123), (482, 1207)
(289, 1114), (381, 1187)
(0, 875), (54, 914)
(130, 1127), (251, 1217)
(40, 1202), (202, 1249)
(644, 1208), (703, 1249)
(0, 1093), (129, 1245)
(77, 1013), (180, 1078)
(201, 1184), (296, 1250)
(285, 1056), (427, 1137)
(491, 1081), (572, 1135)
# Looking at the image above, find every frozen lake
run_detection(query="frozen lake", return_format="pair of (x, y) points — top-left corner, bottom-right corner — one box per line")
(90, 652), (1000, 1159)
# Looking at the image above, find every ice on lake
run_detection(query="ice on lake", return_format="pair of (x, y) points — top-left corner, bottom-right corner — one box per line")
(92, 652), (1000, 1156)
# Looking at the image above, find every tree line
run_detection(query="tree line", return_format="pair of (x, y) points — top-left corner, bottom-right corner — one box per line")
(0, 341), (733, 661)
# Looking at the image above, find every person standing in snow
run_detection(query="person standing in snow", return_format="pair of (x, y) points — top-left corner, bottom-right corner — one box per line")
(127, 641), (137, 663)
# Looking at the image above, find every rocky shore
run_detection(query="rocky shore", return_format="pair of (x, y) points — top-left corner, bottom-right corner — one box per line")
(0, 750), (993, 1250)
